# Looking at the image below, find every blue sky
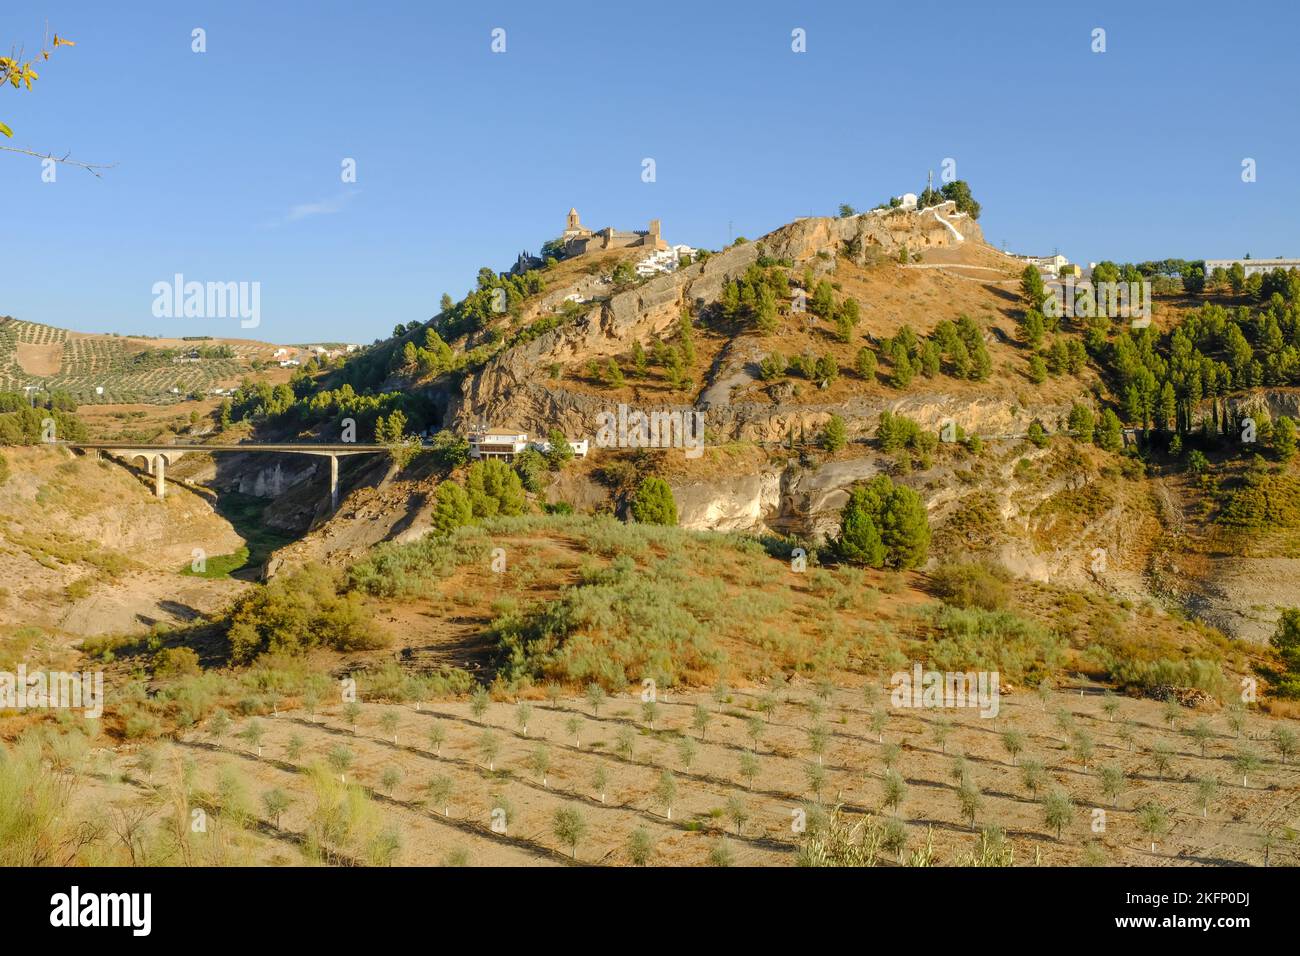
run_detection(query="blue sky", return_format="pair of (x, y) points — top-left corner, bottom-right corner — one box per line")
(3, 0), (1298, 344)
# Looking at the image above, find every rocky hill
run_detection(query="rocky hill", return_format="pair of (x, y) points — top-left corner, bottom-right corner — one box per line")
(251, 199), (1299, 649)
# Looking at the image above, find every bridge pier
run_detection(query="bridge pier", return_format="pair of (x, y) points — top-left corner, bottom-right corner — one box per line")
(70, 443), (385, 510)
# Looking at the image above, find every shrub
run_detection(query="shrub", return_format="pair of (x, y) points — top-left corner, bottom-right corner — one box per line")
(924, 605), (1065, 684)
(226, 564), (387, 663)
(349, 525), (491, 598)
(153, 646), (202, 679)
(1270, 608), (1300, 697)
(930, 560), (1011, 610)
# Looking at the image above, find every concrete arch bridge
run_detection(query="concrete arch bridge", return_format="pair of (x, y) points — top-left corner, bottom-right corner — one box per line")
(65, 442), (388, 511)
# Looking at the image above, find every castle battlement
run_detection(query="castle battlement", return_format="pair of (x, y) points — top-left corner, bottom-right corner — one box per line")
(561, 209), (666, 257)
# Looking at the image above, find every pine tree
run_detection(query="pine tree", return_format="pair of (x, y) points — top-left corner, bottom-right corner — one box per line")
(855, 346), (877, 380)
(1020, 265), (1047, 310)
(432, 481), (473, 534)
(838, 488), (885, 567)
(821, 415), (847, 453)
(1096, 408), (1124, 452)
(630, 477), (677, 526)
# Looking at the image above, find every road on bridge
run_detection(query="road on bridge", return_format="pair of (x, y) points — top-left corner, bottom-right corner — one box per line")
(64, 441), (390, 508)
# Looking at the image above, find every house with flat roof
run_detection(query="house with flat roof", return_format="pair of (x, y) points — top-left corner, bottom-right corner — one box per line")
(466, 427), (590, 462)
(530, 436), (589, 459)
(1204, 256), (1300, 277)
(467, 428), (530, 461)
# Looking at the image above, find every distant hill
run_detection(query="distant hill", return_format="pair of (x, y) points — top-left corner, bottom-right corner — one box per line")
(0, 317), (324, 404)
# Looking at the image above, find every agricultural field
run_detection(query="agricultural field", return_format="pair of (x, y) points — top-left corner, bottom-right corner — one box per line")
(11, 672), (1298, 868)
(5, 515), (1297, 868)
(0, 318), (280, 404)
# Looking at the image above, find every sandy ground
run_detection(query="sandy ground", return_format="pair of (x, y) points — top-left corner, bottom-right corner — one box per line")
(67, 678), (1298, 868)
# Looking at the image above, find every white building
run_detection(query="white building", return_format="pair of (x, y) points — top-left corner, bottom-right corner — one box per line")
(467, 428), (530, 461)
(1204, 256), (1300, 277)
(634, 244), (698, 279)
(466, 428), (590, 462)
(1010, 253), (1070, 277)
(531, 437), (589, 459)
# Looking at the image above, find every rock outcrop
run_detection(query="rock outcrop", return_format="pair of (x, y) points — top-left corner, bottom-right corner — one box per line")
(452, 204), (982, 438)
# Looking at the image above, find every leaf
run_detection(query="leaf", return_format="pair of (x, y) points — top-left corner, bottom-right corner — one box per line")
(0, 121), (11, 138)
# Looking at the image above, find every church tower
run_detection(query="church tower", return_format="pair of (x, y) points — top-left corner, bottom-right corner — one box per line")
(564, 207), (588, 238)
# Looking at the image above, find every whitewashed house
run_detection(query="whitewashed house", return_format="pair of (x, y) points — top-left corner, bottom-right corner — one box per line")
(531, 437), (589, 459)
(467, 428), (530, 461)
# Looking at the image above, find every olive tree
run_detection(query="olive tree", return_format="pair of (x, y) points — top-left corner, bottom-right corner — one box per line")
(261, 788), (291, 828)
(725, 795), (749, 836)
(528, 745), (551, 787)
(427, 774), (454, 816)
(1194, 777), (1218, 818)
(1099, 764), (1127, 808)
(514, 701), (533, 737)
(1042, 789), (1074, 841)
(1273, 726), (1297, 765)
(1186, 718), (1214, 758)
(239, 720), (265, 758)
(957, 780), (983, 829)
(343, 702), (361, 733)
(677, 735), (698, 772)
(808, 723), (829, 765)
(627, 827), (654, 866)
(552, 806), (587, 860)
(380, 767), (401, 796)
(1020, 758), (1045, 796)
(427, 722), (446, 756)
(585, 683), (605, 717)
(881, 769), (906, 814)
(655, 770), (678, 820)
(477, 730), (500, 771)
(1233, 746), (1262, 788)
(469, 688), (490, 721)
(326, 745), (353, 783)
(1001, 728), (1025, 766)
(1136, 801), (1171, 853)
(591, 765), (609, 804)
(379, 709), (400, 744)
(739, 752), (760, 790)
(692, 704), (712, 741)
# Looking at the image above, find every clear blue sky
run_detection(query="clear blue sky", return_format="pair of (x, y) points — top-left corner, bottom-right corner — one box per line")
(3, 0), (1298, 344)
